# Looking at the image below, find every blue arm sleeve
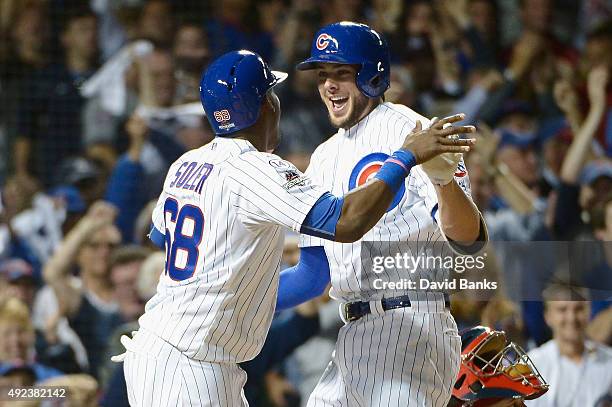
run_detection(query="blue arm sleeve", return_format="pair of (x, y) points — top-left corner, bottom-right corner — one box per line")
(300, 192), (343, 240)
(148, 224), (165, 249)
(276, 246), (331, 311)
(105, 155), (146, 243)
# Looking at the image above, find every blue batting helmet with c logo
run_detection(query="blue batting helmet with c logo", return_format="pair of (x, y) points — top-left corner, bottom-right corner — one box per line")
(297, 21), (390, 98)
(200, 50), (287, 136)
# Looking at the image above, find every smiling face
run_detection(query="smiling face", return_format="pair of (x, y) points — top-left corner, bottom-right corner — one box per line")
(544, 300), (590, 345)
(316, 63), (378, 129)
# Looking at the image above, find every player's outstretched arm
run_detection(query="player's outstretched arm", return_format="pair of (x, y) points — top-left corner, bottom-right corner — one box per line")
(276, 246), (330, 311)
(231, 114), (474, 244)
(334, 114), (476, 243)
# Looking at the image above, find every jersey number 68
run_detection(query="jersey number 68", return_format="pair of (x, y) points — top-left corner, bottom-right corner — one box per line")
(163, 197), (204, 281)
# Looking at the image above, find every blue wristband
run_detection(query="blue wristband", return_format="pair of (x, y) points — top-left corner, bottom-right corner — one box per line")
(374, 150), (416, 194)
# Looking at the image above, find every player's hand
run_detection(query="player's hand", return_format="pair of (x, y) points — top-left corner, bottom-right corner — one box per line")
(401, 114), (476, 164)
(110, 331), (138, 363)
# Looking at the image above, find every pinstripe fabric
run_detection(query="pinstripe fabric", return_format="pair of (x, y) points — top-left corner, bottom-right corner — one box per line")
(129, 138), (327, 404)
(124, 329), (249, 406)
(307, 309), (461, 407)
(139, 138), (326, 364)
(299, 102), (471, 406)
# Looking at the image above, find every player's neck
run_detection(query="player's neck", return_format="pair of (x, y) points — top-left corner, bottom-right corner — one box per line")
(234, 123), (274, 152)
(235, 133), (265, 152)
(341, 97), (382, 130)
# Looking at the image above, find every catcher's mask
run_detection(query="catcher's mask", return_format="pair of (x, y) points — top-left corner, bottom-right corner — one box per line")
(451, 326), (548, 406)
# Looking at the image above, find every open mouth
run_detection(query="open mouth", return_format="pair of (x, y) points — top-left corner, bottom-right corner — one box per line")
(330, 96), (349, 114)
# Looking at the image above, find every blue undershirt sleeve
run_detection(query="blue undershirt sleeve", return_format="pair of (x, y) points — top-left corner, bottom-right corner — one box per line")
(148, 224), (165, 249)
(276, 246), (331, 311)
(300, 192), (343, 241)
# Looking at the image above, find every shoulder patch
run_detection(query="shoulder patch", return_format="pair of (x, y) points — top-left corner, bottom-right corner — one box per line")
(281, 169), (307, 190)
(268, 159), (307, 190)
(268, 159), (294, 170)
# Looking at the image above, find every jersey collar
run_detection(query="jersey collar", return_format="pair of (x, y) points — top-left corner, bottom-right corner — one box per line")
(212, 137), (257, 154)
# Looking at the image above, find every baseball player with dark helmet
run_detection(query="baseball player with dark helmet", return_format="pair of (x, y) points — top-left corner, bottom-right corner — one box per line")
(274, 22), (488, 406)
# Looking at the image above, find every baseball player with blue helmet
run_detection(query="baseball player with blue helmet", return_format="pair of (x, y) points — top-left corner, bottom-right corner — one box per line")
(275, 22), (488, 406)
(112, 49), (476, 406)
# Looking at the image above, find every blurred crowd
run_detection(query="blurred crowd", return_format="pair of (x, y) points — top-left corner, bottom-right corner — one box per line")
(0, 0), (611, 405)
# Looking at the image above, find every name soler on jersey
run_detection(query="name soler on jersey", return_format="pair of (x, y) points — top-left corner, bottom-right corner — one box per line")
(372, 278), (498, 290)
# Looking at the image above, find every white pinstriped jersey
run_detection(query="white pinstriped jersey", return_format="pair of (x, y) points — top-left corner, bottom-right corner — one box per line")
(139, 137), (326, 363)
(300, 102), (472, 302)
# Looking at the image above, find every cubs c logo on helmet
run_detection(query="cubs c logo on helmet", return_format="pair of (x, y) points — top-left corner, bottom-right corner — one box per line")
(316, 33), (338, 51)
(349, 153), (405, 212)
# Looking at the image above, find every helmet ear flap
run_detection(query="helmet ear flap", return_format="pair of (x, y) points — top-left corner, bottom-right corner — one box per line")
(356, 65), (389, 98)
(370, 74), (382, 87)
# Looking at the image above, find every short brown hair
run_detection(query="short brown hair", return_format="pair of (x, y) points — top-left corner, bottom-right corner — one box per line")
(542, 280), (590, 305)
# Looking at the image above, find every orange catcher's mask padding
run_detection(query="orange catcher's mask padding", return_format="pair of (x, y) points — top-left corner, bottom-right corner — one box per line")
(452, 326), (549, 406)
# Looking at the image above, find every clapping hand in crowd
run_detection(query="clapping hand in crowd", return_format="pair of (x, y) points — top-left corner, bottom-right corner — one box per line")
(588, 65), (610, 112)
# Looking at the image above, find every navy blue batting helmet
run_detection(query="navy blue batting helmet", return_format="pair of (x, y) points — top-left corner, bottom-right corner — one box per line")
(297, 21), (390, 98)
(200, 50), (287, 136)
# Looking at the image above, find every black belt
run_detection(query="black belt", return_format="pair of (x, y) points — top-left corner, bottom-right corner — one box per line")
(342, 294), (451, 322)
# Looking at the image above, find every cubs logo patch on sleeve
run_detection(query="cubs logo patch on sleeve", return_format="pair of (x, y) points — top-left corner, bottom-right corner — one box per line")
(454, 161), (467, 177)
(349, 152), (405, 212)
